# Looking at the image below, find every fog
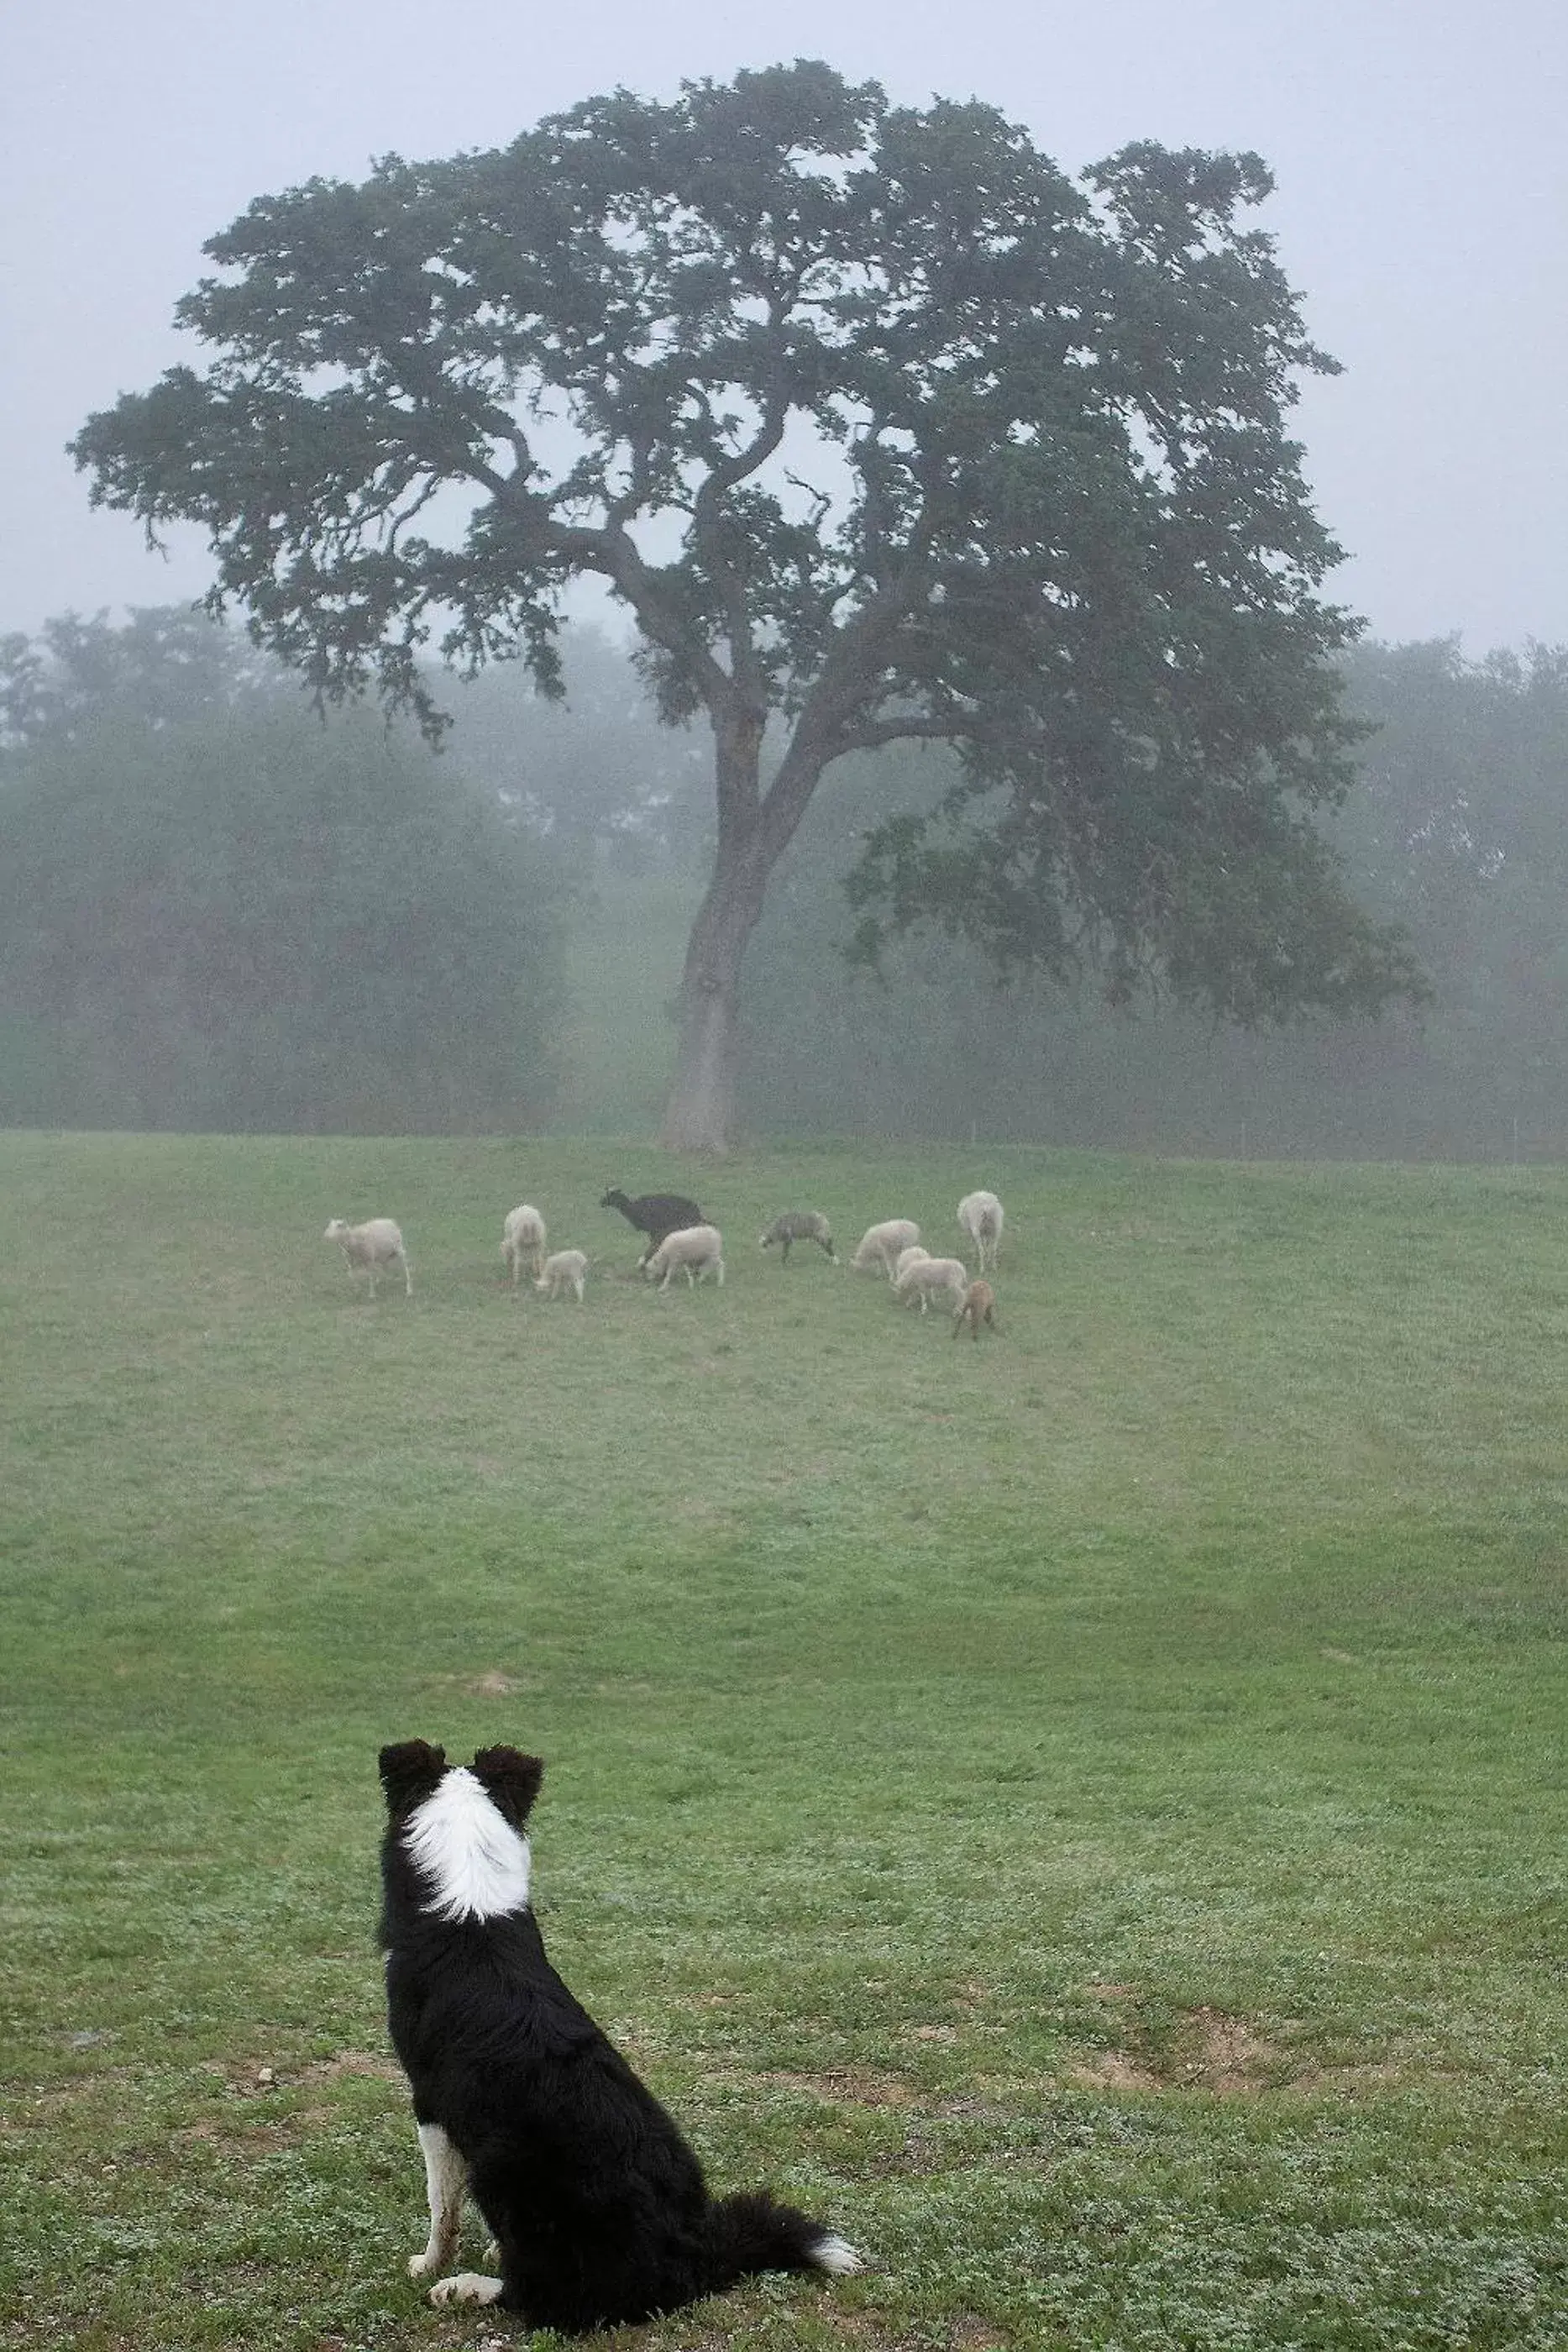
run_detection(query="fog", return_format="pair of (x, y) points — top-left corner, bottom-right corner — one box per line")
(4, 0), (1564, 652)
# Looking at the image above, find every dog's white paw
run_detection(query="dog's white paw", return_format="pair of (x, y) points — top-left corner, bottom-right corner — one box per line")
(407, 2251), (437, 2279)
(429, 2272), (504, 2307)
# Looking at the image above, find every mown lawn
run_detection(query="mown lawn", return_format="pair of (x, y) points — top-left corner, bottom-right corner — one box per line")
(3, 1131), (1565, 2349)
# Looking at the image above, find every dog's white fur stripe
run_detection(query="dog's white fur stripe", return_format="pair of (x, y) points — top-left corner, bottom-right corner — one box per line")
(404, 1767), (532, 1922)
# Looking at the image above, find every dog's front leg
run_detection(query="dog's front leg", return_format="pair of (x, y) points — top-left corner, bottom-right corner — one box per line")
(407, 2120), (468, 2279)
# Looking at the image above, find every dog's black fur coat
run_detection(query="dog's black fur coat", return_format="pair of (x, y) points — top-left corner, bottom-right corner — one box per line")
(380, 1740), (849, 2334)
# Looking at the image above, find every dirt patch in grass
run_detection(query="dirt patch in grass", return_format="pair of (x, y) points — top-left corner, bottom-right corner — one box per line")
(1069, 2050), (1164, 2092)
(761, 2065), (919, 2108)
(1071, 2007), (1281, 2095)
(210, 2048), (402, 2097)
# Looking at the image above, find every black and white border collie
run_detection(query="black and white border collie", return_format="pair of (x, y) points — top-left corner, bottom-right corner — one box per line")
(378, 1740), (863, 2334)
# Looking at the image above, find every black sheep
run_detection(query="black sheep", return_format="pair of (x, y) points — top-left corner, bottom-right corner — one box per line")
(600, 1188), (706, 1266)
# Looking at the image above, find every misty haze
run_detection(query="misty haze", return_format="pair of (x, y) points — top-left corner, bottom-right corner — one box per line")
(7, 15), (1568, 2352)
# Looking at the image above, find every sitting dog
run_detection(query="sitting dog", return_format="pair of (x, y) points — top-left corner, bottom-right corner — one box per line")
(378, 1740), (862, 2334)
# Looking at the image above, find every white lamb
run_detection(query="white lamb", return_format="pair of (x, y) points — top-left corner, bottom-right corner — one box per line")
(893, 1243), (931, 1287)
(850, 1219), (921, 1280)
(324, 1217), (412, 1299)
(643, 1223), (725, 1293)
(534, 1248), (588, 1303)
(501, 1203), (548, 1288)
(894, 1253), (969, 1314)
(957, 1189), (1004, 1273)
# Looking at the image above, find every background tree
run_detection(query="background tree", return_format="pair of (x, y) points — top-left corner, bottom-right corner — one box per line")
(74, 60), (1419, 1152)
(0, 611), (569, 1132)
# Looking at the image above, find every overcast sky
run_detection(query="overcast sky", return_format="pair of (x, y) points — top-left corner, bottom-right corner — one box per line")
(4, 0), (1563, 654)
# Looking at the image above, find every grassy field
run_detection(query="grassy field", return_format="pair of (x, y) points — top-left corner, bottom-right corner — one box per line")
(3, 1131), (1566, 2350)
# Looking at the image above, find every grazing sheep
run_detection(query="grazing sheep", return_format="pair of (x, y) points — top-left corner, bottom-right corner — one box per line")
(643, 1223), (725, 1293)
(893, 1244), (931, 1288)
(894, 1253), (969, 1315)
(952, 1278), (999, 1340)
(534, 1248), (589, 1303)
(850, 1219), (921, 1280)
(759, 1210), (836, 1265)
(600, 1187), (705, 1267)
(324, 1217), (412, 1299)
(957, 1190), (1004, 1273)
(501, 1203), (548, 1288)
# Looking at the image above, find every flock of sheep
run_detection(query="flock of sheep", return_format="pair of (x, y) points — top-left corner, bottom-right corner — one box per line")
(323, 1187), (1004, 1337)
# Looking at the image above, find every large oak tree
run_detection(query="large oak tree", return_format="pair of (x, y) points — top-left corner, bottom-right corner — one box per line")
(74, 61), (1419, 1151)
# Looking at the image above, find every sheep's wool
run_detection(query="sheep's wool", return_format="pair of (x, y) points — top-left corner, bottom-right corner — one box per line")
(405, 1767), (532, 1922)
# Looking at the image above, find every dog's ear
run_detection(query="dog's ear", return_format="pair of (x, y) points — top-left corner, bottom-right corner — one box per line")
(379, 1740), (448, 1814)
(471, 1746), (544, 1827)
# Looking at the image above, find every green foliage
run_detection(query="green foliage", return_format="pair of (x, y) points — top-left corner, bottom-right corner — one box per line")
(4, 1132), (1568, 2347)
(0, 612), (569, 1132)
(72, 60), (1419, 1083)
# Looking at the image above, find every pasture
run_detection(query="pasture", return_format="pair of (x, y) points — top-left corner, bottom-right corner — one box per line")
(3, 1131), (1566, 2349)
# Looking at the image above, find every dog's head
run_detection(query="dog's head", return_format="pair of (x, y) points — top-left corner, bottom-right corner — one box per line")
(380, 1742), (546, 1924)
(380, 1740), (544, 1820)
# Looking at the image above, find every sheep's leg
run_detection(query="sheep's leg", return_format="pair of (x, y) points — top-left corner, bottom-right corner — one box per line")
(408, 2121), (467, 2280)
(780, 1237), (792, 1265)
(714, 1257), (725, 1286)
(401, 1255), (413, 1298)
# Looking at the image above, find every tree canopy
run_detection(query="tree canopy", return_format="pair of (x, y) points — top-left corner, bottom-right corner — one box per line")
(73, 60), (1421, 1147)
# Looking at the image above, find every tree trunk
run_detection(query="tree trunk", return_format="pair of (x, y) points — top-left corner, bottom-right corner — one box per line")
(658, 851), (763, 1153)
(657, 701), (832, 1154)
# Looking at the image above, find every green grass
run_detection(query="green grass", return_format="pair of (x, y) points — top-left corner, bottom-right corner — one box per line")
(3, 1131), (1567, 2349)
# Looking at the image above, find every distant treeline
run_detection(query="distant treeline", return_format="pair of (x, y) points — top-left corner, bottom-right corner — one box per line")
(0, 611), (569, 1133)
(735, 636), (1568, 1158)
(3, 611), (1565, 1154)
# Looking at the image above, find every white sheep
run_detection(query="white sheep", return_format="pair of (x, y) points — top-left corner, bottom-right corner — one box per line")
(324, 1217), (412, 1299)
(501, 1203), (548, 1288)
(643, 1223), (725, 1293)
(893, 1243), (931, 1287)
(534, 1248), (588, 1303)
(850, 1219), (921, 1280)
(957, 1189), (1004, 1273)
(894, 1253), (969, 1314)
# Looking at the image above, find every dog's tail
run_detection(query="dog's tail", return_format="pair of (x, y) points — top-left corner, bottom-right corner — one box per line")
(700, 2191), (863, 2292)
